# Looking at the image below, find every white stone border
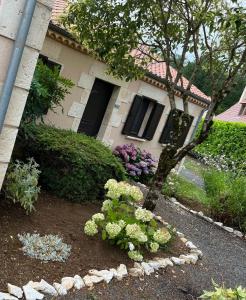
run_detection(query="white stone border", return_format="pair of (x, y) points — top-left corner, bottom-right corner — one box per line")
(135, 182), (246, 240)
(0, 214), (202, 300)
(169, 197), (245, 239)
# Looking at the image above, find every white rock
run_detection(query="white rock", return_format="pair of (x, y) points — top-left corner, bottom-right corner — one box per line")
(198, 211), (204, 217)
(190, 210), (197, 214)
(176, 231), (184, 238)
(190, 249), (203, 258)
(147, 260), (161, 270)
(89, 270), (114, 284)
(23, 285), (44, 300)
(116, 264), (128, 280)
(155, 216), (162, 221)
(74, 275), (85, 289)
(141, 262), (154, 275)
(203, 216), (213, 223)
(7, 284), (23, 299)
(185, 241), (197, 250)
(61, 277), (75, 291)
(83, 275), (103, 287)
(171, 257), (186, 265)
(0, 292), (18, 300)
(53, 283), (67, 296)
(30, 280), (58, 296)
(234, 230), (243, 238)
(180, 254), (198, 264)
(223, 226), (234, 233)
(154, 258), (173, 268)
(128, 242), (135, 251)
(214, 221), (223, 227)
(129, 267), (144, 277)
(180, 237), (188, 243)
(109, 268), (118, 278)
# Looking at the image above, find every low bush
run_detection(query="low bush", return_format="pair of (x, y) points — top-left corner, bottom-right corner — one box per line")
(16, 124), (126, 202)
(200, 281), (246, 299)
(203, 169), (246, 231)
(113, 144), (156, 184)
(194, 120), (246, 174)
(84, 179), (173, 261)
(3, 158), (40, 213)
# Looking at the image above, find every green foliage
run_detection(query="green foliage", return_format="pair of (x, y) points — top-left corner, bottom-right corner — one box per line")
(3, 158), (41, 214)
(84, 179), (173, 261)
(200, 281), (246, 299)
(17, 125), (126, 202)
(163, 173), (207, 205)
(203, 169), (246, 231)
(182, 62), (246, 114)
(195, 120), (246, 174)
(22, 60), (74, 123)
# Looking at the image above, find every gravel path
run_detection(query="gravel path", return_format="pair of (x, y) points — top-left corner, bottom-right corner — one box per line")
(50, 196), (246, 300)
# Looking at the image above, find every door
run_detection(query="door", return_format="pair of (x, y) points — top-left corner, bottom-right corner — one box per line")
(78, 78), (114, 137)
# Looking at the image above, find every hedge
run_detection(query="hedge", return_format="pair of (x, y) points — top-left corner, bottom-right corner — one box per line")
(16, 125), (126, 202)
(194, 120), (246, 173)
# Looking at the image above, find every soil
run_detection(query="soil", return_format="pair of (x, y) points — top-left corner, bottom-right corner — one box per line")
(0, 192), (188, 290)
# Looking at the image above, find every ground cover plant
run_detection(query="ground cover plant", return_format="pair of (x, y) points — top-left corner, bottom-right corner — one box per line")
(114, 144), (156, 184)
(18, 233), (71, 262)
(15, 124), (126, 202)
(84, 179), (173, 261)
(3, 158), (40, 214)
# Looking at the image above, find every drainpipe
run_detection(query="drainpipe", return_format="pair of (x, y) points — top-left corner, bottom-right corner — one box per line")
(0, 0), (37, 133)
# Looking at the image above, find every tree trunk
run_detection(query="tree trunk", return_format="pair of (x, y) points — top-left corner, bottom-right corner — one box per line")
(143, 144), (177, 211)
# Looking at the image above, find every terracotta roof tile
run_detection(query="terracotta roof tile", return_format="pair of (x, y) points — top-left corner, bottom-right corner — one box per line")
(50, 0), (210, 102)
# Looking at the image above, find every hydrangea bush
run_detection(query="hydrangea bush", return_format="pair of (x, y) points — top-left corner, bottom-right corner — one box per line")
(18, 233), (71, 262)
(84, 179), (173, 261)
(113, 144), (156, 183)
(200, 281), (246, 299)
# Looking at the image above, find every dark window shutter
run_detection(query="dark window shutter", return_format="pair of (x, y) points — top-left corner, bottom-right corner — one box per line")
(177, 115), (194, 146)
(143, 103), (165, 140)
(122, 95), (143, 135)
(159, 109), (194, 146)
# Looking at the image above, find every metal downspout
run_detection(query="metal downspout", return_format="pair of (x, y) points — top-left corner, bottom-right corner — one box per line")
(0, 0), (37, 133)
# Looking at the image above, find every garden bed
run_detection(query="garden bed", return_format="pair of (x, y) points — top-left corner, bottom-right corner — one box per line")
(0, 192), (188, 290)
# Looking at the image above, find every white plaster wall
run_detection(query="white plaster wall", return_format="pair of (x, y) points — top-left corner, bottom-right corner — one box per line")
(0, 0), (54, 189)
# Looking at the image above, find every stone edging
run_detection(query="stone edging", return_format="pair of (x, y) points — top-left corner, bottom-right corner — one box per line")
(135, 181), (245, 240)
(0, 214), (203, 300)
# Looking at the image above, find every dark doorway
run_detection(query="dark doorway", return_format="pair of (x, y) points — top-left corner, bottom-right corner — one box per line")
(78, 78), (115, 137)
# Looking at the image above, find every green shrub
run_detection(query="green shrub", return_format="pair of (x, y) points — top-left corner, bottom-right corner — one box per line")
(200, 281), (246, 299)
(16, 125), (126, 202)
(3, 158), (40, 213)
(202, 169), (246, 231)
(194, 120), (246, 174)
(22, 60), (74, 123)
(84, 179), (173, 262)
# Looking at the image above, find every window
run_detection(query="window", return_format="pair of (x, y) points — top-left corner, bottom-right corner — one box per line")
(39, 54), (61, 71)
(159, 109), (194, 147)
(122, 95), (165, 140)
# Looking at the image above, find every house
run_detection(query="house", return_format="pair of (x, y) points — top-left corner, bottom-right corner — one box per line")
(216, 87), (246, 123)
(39, 0), (210, 159)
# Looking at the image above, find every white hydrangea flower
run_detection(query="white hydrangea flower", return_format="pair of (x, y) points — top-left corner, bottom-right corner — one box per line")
(150, 242), (159, 253)
(125, 224), (148, 243)
(153, 228), (171, 244)
(118, 219), (126, 229)
(128, 242), (135, 251)
(84, 220), (98, 236)
(101, 199), (113, 212)
(104, 178), (118, 190)
(135, 207), (153, 222)
(105, 222), (122, 239)
(92, 213), (105, 223)
(128, 250), (143, 262)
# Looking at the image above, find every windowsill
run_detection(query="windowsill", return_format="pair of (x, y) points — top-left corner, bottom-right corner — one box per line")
(126, 135), (146, 142)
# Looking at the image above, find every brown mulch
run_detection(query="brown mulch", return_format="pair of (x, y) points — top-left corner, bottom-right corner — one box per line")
(0, 192), (188, 290)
